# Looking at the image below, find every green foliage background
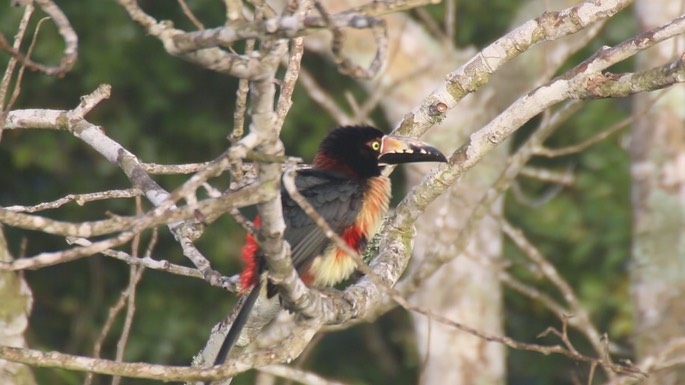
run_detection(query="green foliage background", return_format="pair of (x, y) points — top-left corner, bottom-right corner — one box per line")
(1, 1), (634, 384)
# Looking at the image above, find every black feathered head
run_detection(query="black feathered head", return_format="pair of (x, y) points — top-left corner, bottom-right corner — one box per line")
(314, 125), (446, 179)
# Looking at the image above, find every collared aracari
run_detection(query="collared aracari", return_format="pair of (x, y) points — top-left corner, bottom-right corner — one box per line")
(213, 125), (446, 367)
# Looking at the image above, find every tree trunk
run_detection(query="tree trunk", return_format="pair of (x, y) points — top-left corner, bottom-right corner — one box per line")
(369, 15), (507, 385)
(630, 1), (685, 384)
(0, 226), (36, 385)
(369, 1), (593, 383)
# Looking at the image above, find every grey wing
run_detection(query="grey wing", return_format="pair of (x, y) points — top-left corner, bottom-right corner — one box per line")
(281, 171), (363, 271)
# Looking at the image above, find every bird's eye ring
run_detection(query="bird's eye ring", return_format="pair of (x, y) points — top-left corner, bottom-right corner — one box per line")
(371, 141), (380, 151)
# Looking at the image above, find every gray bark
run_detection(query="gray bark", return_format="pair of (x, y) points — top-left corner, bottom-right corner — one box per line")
(630, 1), (685, 384)
(378, 1), (593, 383)
(370, 15), (507, 385)
(0, 226), (36, 385)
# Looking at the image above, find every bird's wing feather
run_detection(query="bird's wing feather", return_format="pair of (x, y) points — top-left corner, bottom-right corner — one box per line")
(281, 169), (364, 271)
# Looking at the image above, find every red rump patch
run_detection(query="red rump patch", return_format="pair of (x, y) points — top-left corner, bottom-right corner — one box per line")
(300, 270), (315, 286)
(239, 216), (261, 294)
(339, 226), (364, 258)
(239, 219), (365, 293)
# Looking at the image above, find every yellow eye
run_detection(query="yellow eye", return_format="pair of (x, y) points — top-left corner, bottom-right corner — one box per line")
(371, 141), (380, 151)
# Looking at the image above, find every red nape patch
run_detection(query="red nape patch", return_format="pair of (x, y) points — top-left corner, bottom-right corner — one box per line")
(313, 153), (355, 177)
(239, 216), (261, 294)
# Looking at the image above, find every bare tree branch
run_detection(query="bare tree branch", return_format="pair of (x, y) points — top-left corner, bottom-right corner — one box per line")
(259, 365), (350, 385)
(394, 0), (634, 137)
(4, 189), (141, 213)
(0, 344), (250, 381)
(0, 0), (77, 76)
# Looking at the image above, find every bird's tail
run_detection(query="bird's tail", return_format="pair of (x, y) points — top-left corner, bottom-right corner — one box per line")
(214, 281), (262, 366)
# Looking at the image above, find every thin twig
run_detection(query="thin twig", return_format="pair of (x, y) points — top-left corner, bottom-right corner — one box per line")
(110, 199), (148, 385)
(445, 0), (456, 45)
(0, 0), (78, 76)
(413, 8), (446, 43)
(298, 68), (352, 125)
(229, 39), (254, 143)
(6, 16), (50, 112)
(85, 279), (130, 385)
(4, 189), (141, 213)
(537, 89), (667, 158)
(111, 265), (145, 385)
(518, 165), (575, 185)
(178, 0), (205, 30)
(275, 37), (304, 130)
(67, 237), (238, 292)
(500, 217), (614, 372)
(0, 2), (34, 140)
(313, 0), (387, 78)
(509, 179), (565, 208)
(258, 365), (349, 385)
(0, 4), (33, 108)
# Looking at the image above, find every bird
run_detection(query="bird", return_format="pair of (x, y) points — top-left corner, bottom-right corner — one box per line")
(213, 125), (447, 369)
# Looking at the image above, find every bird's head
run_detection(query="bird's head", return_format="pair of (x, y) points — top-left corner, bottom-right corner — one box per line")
(313, 125), (447, 178)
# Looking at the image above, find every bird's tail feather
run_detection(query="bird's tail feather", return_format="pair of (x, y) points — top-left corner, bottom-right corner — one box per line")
(214, 281), (262, 366)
